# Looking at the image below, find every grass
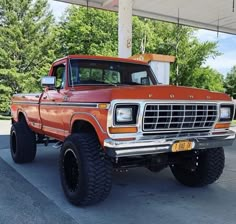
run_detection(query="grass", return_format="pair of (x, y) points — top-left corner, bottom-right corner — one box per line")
(232, 120), (236, 126)
(0, 115), (11, 120)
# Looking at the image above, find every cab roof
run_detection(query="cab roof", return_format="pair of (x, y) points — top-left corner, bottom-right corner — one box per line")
(53, 55), (149, 65)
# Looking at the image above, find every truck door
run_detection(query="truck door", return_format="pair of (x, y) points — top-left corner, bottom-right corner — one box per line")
(40, 59), (68, 140)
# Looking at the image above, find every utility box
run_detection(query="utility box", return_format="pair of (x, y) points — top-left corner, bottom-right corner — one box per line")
(130, 54), (175, 85)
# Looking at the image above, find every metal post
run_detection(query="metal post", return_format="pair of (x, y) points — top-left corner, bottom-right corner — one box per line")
(118, 0), (133, 58)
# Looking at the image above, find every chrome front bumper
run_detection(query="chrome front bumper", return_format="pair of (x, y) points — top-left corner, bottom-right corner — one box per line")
(104, 130), (236, 158)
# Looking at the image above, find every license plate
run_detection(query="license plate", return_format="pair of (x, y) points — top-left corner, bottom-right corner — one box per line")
(172, 140), (193, 152)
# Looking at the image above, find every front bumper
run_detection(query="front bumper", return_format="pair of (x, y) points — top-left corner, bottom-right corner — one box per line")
(104, 130), (236, 158)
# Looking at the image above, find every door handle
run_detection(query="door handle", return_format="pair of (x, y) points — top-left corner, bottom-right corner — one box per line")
(35, 95), (40, 98)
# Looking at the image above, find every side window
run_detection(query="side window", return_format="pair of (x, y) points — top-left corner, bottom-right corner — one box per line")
(52, 64), (66, 89)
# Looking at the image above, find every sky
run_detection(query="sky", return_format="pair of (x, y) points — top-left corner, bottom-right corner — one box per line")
(48, 0), (236, 76)
(195, 30), (236, 76)
(49, 0), (68, 20)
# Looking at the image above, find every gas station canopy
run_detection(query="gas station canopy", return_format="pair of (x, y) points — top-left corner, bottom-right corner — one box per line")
(58, 0), (236, 34)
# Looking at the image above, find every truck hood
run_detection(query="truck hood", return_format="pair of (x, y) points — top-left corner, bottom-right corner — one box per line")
(69, 85), (231, 102)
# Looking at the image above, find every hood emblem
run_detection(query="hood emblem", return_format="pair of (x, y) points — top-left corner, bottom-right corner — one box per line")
(207, 96), (211, 99)
(170, 94), (175, 99)
(148, 94), (152, 98)
(189, 95), (194, 99)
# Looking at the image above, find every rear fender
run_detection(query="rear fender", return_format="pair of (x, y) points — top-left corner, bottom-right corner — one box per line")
(16, 110), (43, 134)
(17, 110), (28, 124)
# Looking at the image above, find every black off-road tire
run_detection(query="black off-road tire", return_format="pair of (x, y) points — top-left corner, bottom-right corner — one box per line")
(10, 122), (36, 163)
(170, 148), (225, 187)
(59, 133), (112, 206)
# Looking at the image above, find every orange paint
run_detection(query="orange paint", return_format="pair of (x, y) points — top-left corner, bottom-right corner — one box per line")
(11, 55), (234, 148)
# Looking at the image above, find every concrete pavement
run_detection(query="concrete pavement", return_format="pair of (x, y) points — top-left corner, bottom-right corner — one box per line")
(0, 120), (10, 150)
(0, 120), (236, 224)
(0, 157), (78, 224)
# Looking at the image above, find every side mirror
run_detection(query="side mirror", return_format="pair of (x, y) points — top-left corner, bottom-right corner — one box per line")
(41, 76), (56, 88)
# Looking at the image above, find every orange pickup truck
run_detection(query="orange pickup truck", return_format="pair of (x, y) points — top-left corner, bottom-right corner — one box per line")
(10, 55), (235, 205)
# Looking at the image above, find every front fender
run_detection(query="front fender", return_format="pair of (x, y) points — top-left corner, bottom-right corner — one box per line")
(70, 112), (108, 147)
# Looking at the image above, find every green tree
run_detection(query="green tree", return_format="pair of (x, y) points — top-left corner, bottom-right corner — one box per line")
(224, 66), (236, 98)
(192, 67), (224, 92)
(0, 0), (55, 112)
(132, 20), (220, 88)
(57, 8), (222, 91)
(56, 6), (118, 57)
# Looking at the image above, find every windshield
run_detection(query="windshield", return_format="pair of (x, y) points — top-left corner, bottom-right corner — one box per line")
(69, 59), (157, 86)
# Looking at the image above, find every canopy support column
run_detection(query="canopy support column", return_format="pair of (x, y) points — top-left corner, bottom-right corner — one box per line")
(118, 0), (133, 58)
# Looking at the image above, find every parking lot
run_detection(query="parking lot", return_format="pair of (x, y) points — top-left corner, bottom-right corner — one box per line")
(0, 120), (236, 224)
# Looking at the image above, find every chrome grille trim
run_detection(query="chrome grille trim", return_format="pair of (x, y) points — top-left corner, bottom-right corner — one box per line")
(143, 103), (218, 132)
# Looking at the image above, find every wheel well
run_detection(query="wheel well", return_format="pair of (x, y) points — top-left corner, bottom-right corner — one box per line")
(71, 120), (97, 135)
(18, 112), (26, 123)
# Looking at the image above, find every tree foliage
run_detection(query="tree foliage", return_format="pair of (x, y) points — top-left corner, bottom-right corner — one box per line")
(132, 19), (220, 87)
(0, 2), (227, 111)
(224, 66), (236, 98)
(0, 0), (56, 111)
(56, 6), (118, 57)
(191, 67), (224, 92)
(57, 7), (222, 90)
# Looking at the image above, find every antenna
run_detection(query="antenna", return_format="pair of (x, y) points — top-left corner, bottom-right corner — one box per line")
(140, 18), (147, 54)
(233, 0), (235, 12)
(86, 0), (91, 53)
(175, 8), (180, 86)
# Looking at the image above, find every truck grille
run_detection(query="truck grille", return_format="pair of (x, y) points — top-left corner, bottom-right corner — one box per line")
(143, 103), (218, 132)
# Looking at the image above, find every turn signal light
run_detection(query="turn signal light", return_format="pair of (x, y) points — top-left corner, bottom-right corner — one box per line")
(109, 127), (137, 134)
(214, 123), (230, 129)
(98, 103), (110, 109)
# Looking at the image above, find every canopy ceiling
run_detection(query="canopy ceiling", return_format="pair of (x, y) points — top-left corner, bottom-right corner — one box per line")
(56, 0), (236, 34)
